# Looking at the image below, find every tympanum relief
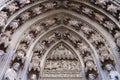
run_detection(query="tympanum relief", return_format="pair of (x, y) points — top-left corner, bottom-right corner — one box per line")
(43, 44), (81, 79)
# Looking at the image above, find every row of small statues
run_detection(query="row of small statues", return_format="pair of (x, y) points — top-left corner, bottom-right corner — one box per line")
(45, 60), (80, 71)
(3, 61), (120, 80)
(90, 0), (120, 21)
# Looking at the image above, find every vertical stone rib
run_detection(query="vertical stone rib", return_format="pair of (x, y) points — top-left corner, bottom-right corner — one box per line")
(0, 48), (13, 80)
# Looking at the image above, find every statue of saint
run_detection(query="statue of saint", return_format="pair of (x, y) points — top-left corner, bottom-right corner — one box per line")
(105, 64), (120, 80)
(4, 62), (20, 80)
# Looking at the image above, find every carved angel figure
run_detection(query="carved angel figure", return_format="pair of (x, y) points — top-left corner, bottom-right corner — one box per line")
(63, 31), (79, 45)
(29, 55), (40, 71)
(0, 16), (6, 27)
(77, 42), (90, 54)
(32, 6), (43, 15)
(31, 25), (44, 34)
(107, 4), (118, 14)
(68, 19), (79, 27)
(9, 19), (20, 30)
(67, 2), (81, 10)
(43, 18), (57, 27)
(94, 13), (105, 24)
(0, 32), (11, 48)
(5, 3), (19, 14)
(103, 21), (116, 31)
(0, 11), (8, 27)
(115, 31), (120, 48)
(95, 0), (108, 8)
(18, 43), (27, 52)
(21, 33), (34, 44)
(98, 44), (113, 62)
(34, 41), (46, 56)
(90, 33), (104, 45)
(43, 2), (57, 9)
(12, 50), (25, 63)
(81, 25), (93, 35)
(43, 32), (58, 47)
(20, 11), (30, 21)
(84, 54), (96, 72)
(82, 7), (93, 16)
(0, 11), (8, 20)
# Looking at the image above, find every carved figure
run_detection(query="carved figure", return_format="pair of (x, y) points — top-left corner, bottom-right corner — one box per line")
(5, 3), (19, 14)
(30, 74), (37, 80)
(98, 44), (113, 62)
(44, 2), (57, 9)
(81, 25), (93, 35)
(0, 11), (7, 27)
(9, 19), (20, 29)
(107, 4), (118, 14)
(115, 31), (120, 48)
(29, 55), (40, 71)
(88, 73), (96, 80)
(4, 62), (20, 80)
(94, 13), (105, 24)
(90, 33), (104, 44)
(95, 0), (108, 8)
(20, 11), (30, 21)
(103, 21), (115, 31)
(12, 50), (25, 63)
(77, 42), (90, 54)
(84, 54), (96, 72)
(105, 64), (120, 80)
(82, 7), (93, 16)
(32, 6), (43, 15)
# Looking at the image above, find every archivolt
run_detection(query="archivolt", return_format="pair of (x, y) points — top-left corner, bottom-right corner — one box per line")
(24, 27), (99, 80)
(0, 0), (120, 80)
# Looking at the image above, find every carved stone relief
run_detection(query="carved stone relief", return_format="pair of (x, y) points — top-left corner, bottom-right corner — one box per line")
(105, 64), (120, 80)
(4, 62), (20, 80)
(0, 0), (120, 80)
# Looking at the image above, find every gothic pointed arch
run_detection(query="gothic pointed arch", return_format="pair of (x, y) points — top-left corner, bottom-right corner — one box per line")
(0, 0), (120, 80)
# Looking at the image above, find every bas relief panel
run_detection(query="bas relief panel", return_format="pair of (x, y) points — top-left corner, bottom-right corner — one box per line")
(43, 44), (82, 79)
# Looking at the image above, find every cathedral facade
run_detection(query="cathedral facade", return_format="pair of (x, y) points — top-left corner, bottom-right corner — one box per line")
(0, 0), (120, 80)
